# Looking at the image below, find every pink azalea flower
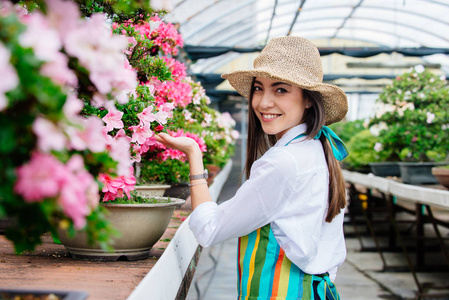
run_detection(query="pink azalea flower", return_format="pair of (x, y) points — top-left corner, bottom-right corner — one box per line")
(102, 109), (124, 132)
(231, 130), (240, 140)
(0, 42), (19, 110)
(18, 12), (61, 61)
(63, 14), (137, 99)
(68, 117), (107, 152)
(63, 94), (84, 120)
(130, 125), (153, 144)
(58, 183), (90, 229)
(158, 148), (186, 162)
(108, 136), (132, 176)
(98, 170), (136, 202)
(131, 144), (142, 162)
(160, 102), (175, 112)
(114, 128), (129, 140)
(14, 152), (66, 202)
(137, 15), (183, 56)
(40, 52), (78, 87)
(155, 110), (170, 125)
(217, 112), (236, 128)
(192, 93), (201, 105)
(138, 106), (156, 125)
(45, 0), (80, 36)
(154, 79), (192, 108)
(58, 156), (96, 229)
(32, 117), (67, 152)
(161, 56), (186, 79)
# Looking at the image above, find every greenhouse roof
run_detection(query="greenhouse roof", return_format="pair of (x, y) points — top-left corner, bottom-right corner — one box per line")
(166, 0), (449, 76)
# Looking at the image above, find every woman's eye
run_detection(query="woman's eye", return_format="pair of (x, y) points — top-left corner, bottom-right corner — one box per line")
(253, 86), (262, 92)
(276, 88), (288, 93)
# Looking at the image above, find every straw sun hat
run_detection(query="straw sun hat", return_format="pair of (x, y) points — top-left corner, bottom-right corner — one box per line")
(222, 36), (348, 125)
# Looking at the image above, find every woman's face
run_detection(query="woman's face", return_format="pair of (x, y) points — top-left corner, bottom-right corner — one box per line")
(251, 77), (310, 139)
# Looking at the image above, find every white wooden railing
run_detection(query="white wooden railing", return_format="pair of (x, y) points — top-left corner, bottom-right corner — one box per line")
(127, 160), (233, 300)
(342, 170), (449, 210)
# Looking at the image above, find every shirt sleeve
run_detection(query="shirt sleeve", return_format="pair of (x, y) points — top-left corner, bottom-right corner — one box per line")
(188, 148), (296, 247)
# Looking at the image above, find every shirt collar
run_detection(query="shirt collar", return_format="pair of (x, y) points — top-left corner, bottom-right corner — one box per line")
(274, 123), (308, 147)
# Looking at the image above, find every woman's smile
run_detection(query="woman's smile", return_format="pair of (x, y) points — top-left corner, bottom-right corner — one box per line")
(260, 113), (282, 121)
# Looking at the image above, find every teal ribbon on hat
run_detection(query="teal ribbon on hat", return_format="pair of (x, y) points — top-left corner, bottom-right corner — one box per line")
(314, 126), (348, 161)
(285, 126), (348, 161)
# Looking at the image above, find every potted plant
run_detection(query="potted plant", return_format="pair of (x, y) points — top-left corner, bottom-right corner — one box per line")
(169, 79), (239, 183)
(55, 2), (197, 259)
(342, 130), (386, 174)
(0, 0), (200, 262)
(57, 193), (184, 261)
(368, 65), (449, 184)
(0, 0), (142, 254)
(329, 120), (383, 174)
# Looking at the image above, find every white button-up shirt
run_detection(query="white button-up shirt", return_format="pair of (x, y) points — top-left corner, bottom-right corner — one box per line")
(189, 123), (346, 281)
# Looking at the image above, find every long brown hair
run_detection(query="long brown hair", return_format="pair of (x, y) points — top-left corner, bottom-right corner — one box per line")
(245, 80), (346, 222)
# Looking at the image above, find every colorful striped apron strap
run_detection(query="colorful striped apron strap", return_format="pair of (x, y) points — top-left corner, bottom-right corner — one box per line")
(313, 273), (340, 300)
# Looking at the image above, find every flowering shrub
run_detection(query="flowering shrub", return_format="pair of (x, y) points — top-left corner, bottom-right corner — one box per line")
(0, 0), (139, 252)
(369, 66), (449, 162)
(171, 78), (240, 168)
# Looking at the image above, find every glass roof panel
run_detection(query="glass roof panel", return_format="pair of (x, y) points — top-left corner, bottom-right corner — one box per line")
(167, 0), (449, 74)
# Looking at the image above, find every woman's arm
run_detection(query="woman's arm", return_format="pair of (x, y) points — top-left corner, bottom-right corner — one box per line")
(155, 133), (213, 210)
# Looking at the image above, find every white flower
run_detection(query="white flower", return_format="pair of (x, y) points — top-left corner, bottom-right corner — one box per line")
(442, 124), (449, 130)
(184, 110), (192, 121)
(150, 0), (174, 11)
(374, 143), (382, 152)
(397, 102), (415, 117)
(414, 64), (425, 73)
(363, 119), (369, 128)
(440, 75), (446, 81)
(203, 113), (212, 125)
(370, 122), (388, 136)
(426, 111), (436, 124)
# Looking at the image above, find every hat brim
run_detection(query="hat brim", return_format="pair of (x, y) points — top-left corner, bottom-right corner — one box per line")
(222, 70), (348, 125)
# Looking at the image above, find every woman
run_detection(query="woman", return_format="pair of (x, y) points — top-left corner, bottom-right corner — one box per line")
(156, 36), (348, 300)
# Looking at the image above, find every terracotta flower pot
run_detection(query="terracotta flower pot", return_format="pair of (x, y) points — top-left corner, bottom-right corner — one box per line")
(206, 164), (221, 185)
(431, 166), (449, 189)
(58, 197), (185, 261)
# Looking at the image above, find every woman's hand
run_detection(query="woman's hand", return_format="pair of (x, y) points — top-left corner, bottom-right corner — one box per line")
(155, 133), (201, 158)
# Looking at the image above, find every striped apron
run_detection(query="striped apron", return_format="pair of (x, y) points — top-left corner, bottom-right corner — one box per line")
(237, 224), (340, 300)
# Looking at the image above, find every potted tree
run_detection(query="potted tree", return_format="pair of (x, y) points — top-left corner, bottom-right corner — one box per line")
(368, 65), (449, 184)
(0, 0), (140, 256)
(57, 4), (193, 260)
(0, 0), (194, 263)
